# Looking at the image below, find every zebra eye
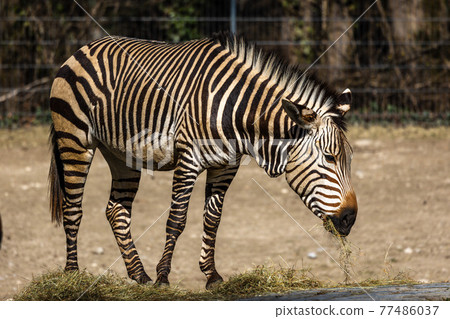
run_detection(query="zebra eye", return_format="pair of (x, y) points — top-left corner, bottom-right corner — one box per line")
(324, 154), (336, 164)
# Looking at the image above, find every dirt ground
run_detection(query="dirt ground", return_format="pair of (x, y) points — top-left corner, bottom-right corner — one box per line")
(0, 125), (449, 299)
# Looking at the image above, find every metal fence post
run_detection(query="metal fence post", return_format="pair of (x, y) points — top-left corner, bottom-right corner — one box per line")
(230, 0), (237, 34)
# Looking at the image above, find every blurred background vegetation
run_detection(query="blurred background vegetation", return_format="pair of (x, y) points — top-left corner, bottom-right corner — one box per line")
(0, 0), (448, 127)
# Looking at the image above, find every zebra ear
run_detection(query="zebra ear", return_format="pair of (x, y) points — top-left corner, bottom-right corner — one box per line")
(336, 88), (352, 116)
(282, 99), (317, 126)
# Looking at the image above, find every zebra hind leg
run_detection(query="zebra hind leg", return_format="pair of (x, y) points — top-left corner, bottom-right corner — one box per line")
(200, 165), (239, 290)
(101, 149), (152, 284)
(60, 149), (95, 272)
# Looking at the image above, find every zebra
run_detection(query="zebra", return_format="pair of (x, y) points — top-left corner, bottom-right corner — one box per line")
(48, 33), (357, 288)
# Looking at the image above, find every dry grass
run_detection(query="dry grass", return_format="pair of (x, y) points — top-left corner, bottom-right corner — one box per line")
(14, 265), (417, 301)
(323, 217), (354, 284)
(347, 125), (450, 140)
(357, 272), (417, 287)
(14, 267), (320, 301)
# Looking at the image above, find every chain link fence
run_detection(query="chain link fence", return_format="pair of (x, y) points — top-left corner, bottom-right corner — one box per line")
(1, 1), (449, 127)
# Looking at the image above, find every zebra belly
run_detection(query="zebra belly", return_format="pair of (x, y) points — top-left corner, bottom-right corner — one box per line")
(96, 130), (179, 172)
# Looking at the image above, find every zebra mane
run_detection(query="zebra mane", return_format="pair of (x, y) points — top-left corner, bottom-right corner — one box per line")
(212, 32), (347, 131)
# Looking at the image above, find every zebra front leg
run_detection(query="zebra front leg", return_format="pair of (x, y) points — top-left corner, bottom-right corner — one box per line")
(200, 165), (239, 289)
(102, 150), (152, 284)
(155, 161), (200, 286)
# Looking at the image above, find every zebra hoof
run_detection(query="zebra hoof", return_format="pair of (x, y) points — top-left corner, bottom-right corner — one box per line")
(154, 276), (170, 287)
(206, 273), (223, 290)
(134, 273), (153, 284)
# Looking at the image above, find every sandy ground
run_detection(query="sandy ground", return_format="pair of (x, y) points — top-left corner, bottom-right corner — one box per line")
(0, 126), (449, 299)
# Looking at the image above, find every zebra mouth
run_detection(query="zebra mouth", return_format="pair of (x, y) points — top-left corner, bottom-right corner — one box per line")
(316, 211), (327, 222)
(317, 212), (332, 228)
(318, 212), (348, 237)
(323, 219), (336, 234)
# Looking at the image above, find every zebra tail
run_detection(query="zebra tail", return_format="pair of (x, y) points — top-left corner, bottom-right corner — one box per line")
(49, 124), (64, 226)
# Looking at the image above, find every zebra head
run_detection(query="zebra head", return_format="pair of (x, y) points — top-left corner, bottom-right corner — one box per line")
(283, 89), (357, 236)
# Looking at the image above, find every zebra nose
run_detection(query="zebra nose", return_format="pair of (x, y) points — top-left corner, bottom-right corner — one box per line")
(329, 191), (358, 236)
(340, 207), (357, 230)
(329, 207), (356, 237)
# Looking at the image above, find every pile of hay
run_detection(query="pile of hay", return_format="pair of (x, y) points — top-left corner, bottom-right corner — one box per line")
(14, 266), (322, 301)
(14, 264), (416, 301)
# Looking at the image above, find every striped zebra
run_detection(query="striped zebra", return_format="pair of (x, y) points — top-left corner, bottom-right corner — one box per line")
(49, 33), (357, 288)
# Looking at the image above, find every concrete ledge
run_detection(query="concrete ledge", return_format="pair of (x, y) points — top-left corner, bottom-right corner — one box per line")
(242, 283), (450, 301)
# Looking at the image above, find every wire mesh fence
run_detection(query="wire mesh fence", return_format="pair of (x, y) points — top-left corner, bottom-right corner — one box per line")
(0, 0), (449, 127)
